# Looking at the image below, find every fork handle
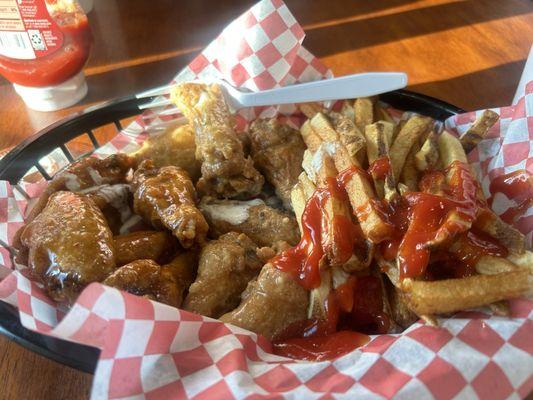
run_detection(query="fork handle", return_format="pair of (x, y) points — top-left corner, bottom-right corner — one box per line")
(238, 72), (408, 107)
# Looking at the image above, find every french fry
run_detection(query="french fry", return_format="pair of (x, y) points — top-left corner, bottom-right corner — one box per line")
(460, 110), (499, 153)
(299, 102), (324, 119)
(427, 131), (472, 246)
(474, 255), (520, 275)
(506, 250), (533, 272)
(310, 112), (339, 142)
(302, 149), (318, 184)
(364, 122), (393, 163)
(308, 266), (332, 320)
(330, 112), (366, 165)
(383, 275), (418, 330)
(401, 270), (529, 315)
(340, 100), (355, 122)
(473, 209), (525, 253)
(390, 115), (433, 180)
(354, 97), (374, 132)
(333, 150), (395, 243)
(415, 131), (439, 171)
(374, 102), (394, 124)
(365, 122), (397, 200)
(438, 130), (467, 166)
(290, 183), (307, 232)
(301, 120), (323, 152)
(291, 172), (317, 232)
(400, 143), (420, 192)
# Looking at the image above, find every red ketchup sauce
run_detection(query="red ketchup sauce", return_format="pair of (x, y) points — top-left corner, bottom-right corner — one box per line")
(272, 160), (506, 361)
(271, 176), (359, 289)
(271, 167), (389, 360)
(488, 170), (533, 225)
(368, 156), (391, 180)
(272, 276), (385, 360)
(0, 8), (92, 87)
(426, 229), (508, 279)
(380, 161), (485, 279)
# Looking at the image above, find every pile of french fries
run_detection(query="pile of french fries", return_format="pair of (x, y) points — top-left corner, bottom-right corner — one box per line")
(293, 99), (532, 328)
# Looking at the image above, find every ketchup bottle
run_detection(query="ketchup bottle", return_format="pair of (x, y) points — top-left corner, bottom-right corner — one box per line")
(0, 0), (92, 111)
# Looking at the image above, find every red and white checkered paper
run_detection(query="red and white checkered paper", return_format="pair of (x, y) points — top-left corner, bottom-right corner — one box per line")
(0, 1), (532, 399)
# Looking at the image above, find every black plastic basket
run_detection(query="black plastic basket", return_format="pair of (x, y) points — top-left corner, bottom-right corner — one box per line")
(0, 90), (464, 374)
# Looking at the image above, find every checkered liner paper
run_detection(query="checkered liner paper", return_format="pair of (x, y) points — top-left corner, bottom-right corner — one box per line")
(0, 1), (532, 399)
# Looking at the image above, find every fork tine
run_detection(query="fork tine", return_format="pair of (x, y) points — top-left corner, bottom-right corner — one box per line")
(136, 84), (172, 99)
(143, 107), (180, 118)
(138, 98), (173, 110)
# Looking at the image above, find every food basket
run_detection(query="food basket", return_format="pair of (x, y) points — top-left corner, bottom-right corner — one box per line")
(0, 90), (464, 374)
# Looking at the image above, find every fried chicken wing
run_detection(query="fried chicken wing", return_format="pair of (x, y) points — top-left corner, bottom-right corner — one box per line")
(220, 264), (309, 340)
(19, 191), (115, 303)
(25, 154), (136, 224)
(183, 232), (268, 318)
(249, 118), (305, 209)
(132, 160), (208, 248)
(200, 198), (300, 247)
(130, 124), (201, 181)
(114, 231), (177, 266)
(103, 259), (181, 307)
(171, 83), (264, 198)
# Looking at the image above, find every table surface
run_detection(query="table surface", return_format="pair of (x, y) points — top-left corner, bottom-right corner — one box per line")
(0, 0), (532, 398)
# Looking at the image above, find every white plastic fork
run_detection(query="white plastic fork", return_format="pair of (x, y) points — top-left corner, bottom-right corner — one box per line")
(136, 72), (408, 111)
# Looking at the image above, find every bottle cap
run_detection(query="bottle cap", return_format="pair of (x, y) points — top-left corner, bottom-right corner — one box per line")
(78, 0), (94, 13)
(13, 71), (88, 112)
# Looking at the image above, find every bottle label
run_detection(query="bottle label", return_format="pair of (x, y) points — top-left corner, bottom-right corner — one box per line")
(0, 0), (64, 60)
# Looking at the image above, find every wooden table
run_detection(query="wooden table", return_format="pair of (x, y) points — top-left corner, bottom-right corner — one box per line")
(0, 0), (532, 398)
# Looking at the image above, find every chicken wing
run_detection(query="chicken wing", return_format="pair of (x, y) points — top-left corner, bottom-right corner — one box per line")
(171, 83), (264, 198)
(114, 231), (177, 266)
(183, 232), (268, 318)
(200, 198), (300, 247)
(220, 264), (309, 340)
(132, 160), (208, 248)
(103, 259), (181, 307)
(19, 191), (115, 303)
(25, 154), (136, 224)
(248, 118), (305, 209)
(130, 124), (201, 181)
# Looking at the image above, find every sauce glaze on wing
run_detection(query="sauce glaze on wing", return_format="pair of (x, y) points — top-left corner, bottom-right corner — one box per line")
(20, 191), (115, 303)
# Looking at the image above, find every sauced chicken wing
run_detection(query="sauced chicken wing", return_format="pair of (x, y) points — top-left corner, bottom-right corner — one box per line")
(249, 118), (305, 209)
(103, 259), (181, 307)
(220, 264), (309, 340)
(114, 231), (177, 266)
(25, 154), (136, 224)
(130, 124), (202, 181)
(19, 191), (115, 303)
(200, 198), (300, 247)
(183, 232), (271, 318)
(132, 160), (208, 248)
(171, 83), (264, 198)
